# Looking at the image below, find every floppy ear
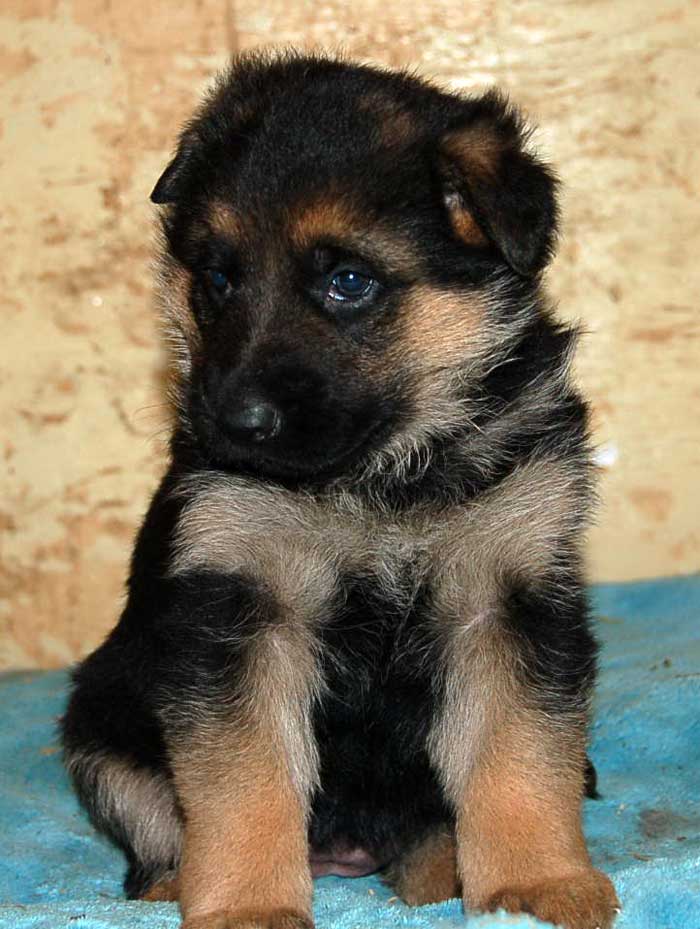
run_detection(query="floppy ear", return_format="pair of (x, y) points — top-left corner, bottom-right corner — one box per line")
(150, 129), (201, 204)
(438, 92), (558, 277)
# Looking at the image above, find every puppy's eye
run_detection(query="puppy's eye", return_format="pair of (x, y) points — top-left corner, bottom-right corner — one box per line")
(204, 269), (231, 294)
(327, 269), (375, 303)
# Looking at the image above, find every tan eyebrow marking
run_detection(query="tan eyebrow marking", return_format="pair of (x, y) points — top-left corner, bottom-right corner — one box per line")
(205, 200), (246, 240)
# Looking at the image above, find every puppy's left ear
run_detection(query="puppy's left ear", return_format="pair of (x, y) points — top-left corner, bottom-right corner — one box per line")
(439, 92), (558, 277)
(150, 128), (200, 205)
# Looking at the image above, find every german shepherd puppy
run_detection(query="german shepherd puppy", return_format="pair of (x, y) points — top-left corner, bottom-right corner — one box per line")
(61, 51), (619, 929)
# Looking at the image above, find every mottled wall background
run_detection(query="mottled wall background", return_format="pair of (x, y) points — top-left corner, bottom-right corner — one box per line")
(1, 0), (699, 669)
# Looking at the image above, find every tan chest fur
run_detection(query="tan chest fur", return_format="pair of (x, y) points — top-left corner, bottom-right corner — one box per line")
(169, 455), (586, 628)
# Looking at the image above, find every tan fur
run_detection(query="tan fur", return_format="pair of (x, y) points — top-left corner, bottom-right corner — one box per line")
(453, 710), (618, 928)
(170, 453), (585, 637)
(169, 474), (343, 624)
(141, 874), (179, 902)
(357, 91), (416, 148)
(168, 469), (453, 624)
(206, 200), (245, 241)
(167, 476), (325, 926)
(183, 910), (311, 929)
(287, 195), (420, 274)
(155, 254), (200, 391)
(73, 53), (609, 929)
(386, 829), (460, 906)
(393, 285), (489, 368)
(287, 196), (365, 248)
(350, 357), (473, 487)
(243, 624), (322, 799)
(443, 191), (488, 247)
(487, 872), (619, 929)
(173, 723), (313, 927)
(166, 547), (322, 800)
(435, 453), (588, 605)
(442, 126), (503, 180)
(440, 126), (509, 249)
(169, 472), (422, 613)
(65, 750), (182, 872)
(170, 453), (587, 815)
(169, 436), (590, 865)
(427, 617), (519, 804)
(457, 710), (589, 902)
(425, 594), (617, 929)
(356, 279), (538, 484)
(171, 563), (320, 923)
(428, 454), (589, 798)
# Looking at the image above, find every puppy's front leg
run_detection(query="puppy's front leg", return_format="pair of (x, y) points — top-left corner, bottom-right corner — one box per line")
(455, 713), (618, 929)
(429, 587), (618, 929)
(164, 575), (320, 929)
(173, 723), (313, 929)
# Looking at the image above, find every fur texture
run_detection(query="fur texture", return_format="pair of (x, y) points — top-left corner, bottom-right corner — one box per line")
(61, 51), (618, 929)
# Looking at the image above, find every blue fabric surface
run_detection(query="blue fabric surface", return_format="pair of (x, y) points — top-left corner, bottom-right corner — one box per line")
(1, 575), (699, 929)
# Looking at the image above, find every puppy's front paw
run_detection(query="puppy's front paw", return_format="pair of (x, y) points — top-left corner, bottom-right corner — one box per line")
(482, 868), (619, 929)
(182, 909), (313, 929)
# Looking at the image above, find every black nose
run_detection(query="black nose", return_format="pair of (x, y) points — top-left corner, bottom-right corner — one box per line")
(220, 397), (282, 444)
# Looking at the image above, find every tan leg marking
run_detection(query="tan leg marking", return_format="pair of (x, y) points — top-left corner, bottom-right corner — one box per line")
(173, 627), (319, 928)
(457, 713), (619, 929)
(175, 727), (313, 929)
(386, 829), (460, 906)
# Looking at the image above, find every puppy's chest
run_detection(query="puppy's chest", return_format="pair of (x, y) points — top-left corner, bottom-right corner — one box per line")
(170, 475), (444, 619)
(170, 457), (578, 631)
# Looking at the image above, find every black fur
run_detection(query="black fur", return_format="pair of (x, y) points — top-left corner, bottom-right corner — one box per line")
(310, 573), (452, 864)
(61, 51), (602, 913)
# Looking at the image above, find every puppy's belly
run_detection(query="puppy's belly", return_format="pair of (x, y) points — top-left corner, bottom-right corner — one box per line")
(309, 845), (382, 877)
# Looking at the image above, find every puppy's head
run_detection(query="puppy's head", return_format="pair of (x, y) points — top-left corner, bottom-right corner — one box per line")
(153, 52), (558, 483)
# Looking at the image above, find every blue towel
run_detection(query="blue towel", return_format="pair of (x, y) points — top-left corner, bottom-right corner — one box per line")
(1, 575), (699, 928)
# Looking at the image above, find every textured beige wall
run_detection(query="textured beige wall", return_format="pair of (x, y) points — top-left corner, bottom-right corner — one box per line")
(1, 0), (699, 669)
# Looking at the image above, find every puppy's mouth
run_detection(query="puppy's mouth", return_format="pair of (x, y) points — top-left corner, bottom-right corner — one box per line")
(191, 405), (395, 484)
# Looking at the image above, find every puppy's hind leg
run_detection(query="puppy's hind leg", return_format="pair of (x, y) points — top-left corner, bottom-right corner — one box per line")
(384, 828), (460, 906)
(64, 747), (183, 900)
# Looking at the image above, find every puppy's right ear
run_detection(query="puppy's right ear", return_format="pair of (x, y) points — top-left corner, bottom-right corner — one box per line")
(150, 129), (200, 205)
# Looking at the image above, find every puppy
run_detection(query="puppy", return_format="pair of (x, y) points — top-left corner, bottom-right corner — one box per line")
(61, 51), (619, 929)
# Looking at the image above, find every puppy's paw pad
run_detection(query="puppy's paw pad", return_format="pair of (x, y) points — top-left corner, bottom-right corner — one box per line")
(483, 869), (619, 929)
(182, 910), (313, 929)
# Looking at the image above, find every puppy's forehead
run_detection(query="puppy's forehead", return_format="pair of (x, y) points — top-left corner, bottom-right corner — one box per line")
(251, 78), (422, 159)
(204, 77), (429, 206)
(204, 189), (420, 275)
(193, 73), (440, 262)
